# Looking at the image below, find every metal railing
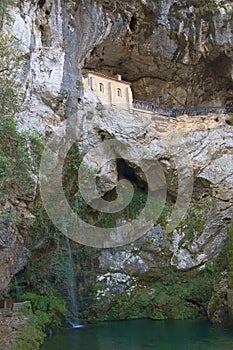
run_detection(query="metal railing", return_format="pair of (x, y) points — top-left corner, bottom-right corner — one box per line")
(133, 99), (155, 113)
(133, 99), (233, 118)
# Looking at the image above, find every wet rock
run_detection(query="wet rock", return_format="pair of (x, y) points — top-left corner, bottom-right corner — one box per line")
(0, 221), (29, 294)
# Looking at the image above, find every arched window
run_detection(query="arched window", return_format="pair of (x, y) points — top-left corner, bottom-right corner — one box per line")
(117, 88), (122, 97)
(99, 83), (104, 93)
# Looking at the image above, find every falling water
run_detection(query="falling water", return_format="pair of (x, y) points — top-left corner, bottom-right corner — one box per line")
(64, 236), (82, 328)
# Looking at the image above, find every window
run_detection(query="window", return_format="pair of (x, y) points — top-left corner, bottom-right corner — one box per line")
(117, 88), (122, 97)
(99, 83), (104, 93)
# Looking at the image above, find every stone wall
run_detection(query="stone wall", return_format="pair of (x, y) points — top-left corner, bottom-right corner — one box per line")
(85, 72), (133, 110)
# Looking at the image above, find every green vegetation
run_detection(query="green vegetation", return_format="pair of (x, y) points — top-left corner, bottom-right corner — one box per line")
(63, 142), (83, 205)
(0, 116), (44, 194)
(22, 292), (68, 325)
(194, 0), (219, 14)
(226, 113), (233, 126)
(63, 142), (208, 238)
(194, 0), (233, 15)
(10, 322), (45, 350)
(228, 225), (233, 288)
(0, 13), (58, 349)
(18, 244), (67, 297)
(29, 205), (62, 246)
(157, 204), (172, 228)
(0, 28), (44, 196)
(124, 190), (147, 220)
(94, 189), (148, 228)
(94, 266), (220, 322)
(63, 142), (149, 227)
(182, 202), (205, 240)
(175, 198), (215, 241)
(10, 293), (68, 350)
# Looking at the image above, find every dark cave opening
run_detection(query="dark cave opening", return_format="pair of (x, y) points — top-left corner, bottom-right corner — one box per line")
(38, 0), (46, 8)
(117, 158), (148, 192)
(129, 15), (137, 32)
(89, 158), (149, 227)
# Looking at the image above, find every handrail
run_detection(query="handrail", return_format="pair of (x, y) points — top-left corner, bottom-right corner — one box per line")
(132, 99), (233, 117)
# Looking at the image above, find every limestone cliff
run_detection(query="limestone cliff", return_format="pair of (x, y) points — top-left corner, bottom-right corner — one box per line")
(10, 0), (233, 134)
(0, 0), (233, 323)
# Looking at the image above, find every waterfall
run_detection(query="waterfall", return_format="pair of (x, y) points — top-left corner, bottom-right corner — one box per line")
(64, 236), (82, 328)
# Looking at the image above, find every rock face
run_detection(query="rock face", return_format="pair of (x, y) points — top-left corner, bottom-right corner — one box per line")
(1, 0), (233, 323)
(73, 103), (232, 321)
(9, 0), (233, 138)
(82, 0), (233, 107)
(0, 221), (29, 294)
(80, 105), (233, 269)
(0, 172), (36, 294)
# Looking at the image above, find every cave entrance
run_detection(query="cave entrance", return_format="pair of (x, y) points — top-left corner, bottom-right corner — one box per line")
(117, 158), (148, 192)
(89, 158), (149, 227)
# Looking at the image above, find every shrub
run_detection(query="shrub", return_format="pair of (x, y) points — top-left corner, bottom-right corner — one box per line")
(21, 292), (68, 328)
(0, 116), (44, 194)
(10, 322), (45, 350)
(226, 113), (233, 126)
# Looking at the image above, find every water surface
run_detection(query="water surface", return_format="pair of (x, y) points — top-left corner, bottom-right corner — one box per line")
(41, 319), (233, 350)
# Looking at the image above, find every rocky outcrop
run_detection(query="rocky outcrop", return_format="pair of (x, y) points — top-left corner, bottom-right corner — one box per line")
(1, 0), (233, 323)
(0, 180), (36, 294)
(7, 0), (233, 139)
(79, 104), (233, 268)
(83, 0), (233, 107)
(0, 220), (29, 294)
(73, 102), (233, 322)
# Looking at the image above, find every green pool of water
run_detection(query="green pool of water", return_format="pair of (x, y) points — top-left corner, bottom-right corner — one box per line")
(41, 319), (233, 350)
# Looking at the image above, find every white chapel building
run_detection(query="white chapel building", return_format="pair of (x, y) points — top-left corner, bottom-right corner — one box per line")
(84, 71), (133, 110)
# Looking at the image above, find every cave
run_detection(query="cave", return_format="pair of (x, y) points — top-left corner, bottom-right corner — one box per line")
(38, 0), (46, 8)
(117, 158), (148, 192)
(83, 158), (149, 227)
(193, 178), (212, 200)
(82, 3), (233, 108)
(129, 15), (137, 32)
(95, 158), (149, 225)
